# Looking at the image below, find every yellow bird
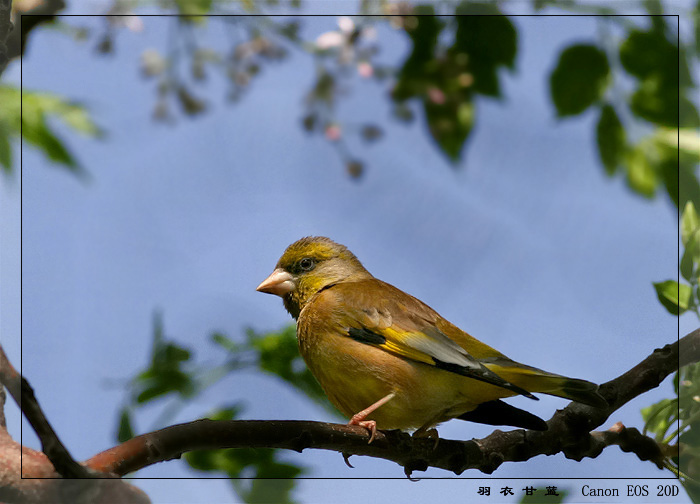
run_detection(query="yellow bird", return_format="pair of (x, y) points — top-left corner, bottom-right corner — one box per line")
(257, 236), (606, 442)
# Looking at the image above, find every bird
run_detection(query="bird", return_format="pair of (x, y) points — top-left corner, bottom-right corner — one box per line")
(256, 236), (607, 442)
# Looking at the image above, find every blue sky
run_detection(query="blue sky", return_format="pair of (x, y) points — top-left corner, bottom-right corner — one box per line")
(0, 9), (691, 504)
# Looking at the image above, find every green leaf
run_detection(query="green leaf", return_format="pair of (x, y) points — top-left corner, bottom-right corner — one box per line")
(596, 104), (626, 175)
(21, 94), (75, 168)
(175, 0), (213, 16)
(244, 478), (299, 504)
(0, 85), (21, 134)
(0, 127), (11, 172)
(392, 9), (442, 101)
(424, 99), (473, 163)
(641, 398), (677, 441)
(684, 480), (700, 504)
(185, 446), (305, 503)
(453, 4), (517, 97)
(22, 114), (79, 169)
(455, 4), (516, 69)
(54, 102), (103, 137)
(403, 6), (441, 64)
(210, 332), (241, 352)
(680, 362), (700, 399)
(653, 280), (692, 315)
(23, 91), (102, 137)
(624, 144), (658, 198)
(628, 77), (682, 127)
(117, 407), (135, 443)
(175, 85), (207, 115)
(135, 366), (195, 403)
(674, 371), (680, 394)
(185, 448), (224, 472)
(680, 160), (700, 214)
(680, 245), (696, 282)
(683, 228), (700, 271)
(393, 8), (495, 162)
(550, 44), (609, 117)
(133, 314), (196, 403)
(278, 21), (300, 41)
(659, 97), (700, 130)
(0, 87), (102, 174)
(310, 72), (335, 106)
(655, 128), (700, 159)
(682, 201), (700, 247)
(205, 404), (244, 421)
(619, 29), (677, 81)
(680, 96), (700, 128)
(654, 128), (700, 209)
(643, 0), (665, 26)
(620, 28), (698, 128)
(658, 157), (680, 208)
(680, 420), (700, 447)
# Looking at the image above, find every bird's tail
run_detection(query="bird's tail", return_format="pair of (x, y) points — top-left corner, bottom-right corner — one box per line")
(483, 359), (608, 408)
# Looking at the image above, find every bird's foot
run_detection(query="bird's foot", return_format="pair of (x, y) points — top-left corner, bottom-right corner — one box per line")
(346, 392), (396, 444)
(348, 416), (378, 444)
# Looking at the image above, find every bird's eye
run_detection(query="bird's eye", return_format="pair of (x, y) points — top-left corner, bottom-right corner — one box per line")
(299, 257), (316, 271)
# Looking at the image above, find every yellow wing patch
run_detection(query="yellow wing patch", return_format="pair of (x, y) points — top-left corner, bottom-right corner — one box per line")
(379, 331), (436, 366)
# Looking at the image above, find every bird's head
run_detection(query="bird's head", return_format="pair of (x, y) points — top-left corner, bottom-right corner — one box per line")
(257, 236), (371, 318)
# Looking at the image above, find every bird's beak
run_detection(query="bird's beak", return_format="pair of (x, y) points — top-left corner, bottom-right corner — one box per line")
(256, 268), (295, 297)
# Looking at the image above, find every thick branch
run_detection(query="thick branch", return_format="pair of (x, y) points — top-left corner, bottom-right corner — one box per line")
(0, 345), (94, 478)
(0, 349), (148, 503)
(589, 421), (676, 467)
(5, 1), (66, 73)
(86, 329), (697, 477)
(0, 426), (150, 504)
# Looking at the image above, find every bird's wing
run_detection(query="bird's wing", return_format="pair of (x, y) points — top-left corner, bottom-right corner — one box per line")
(330, 279), (538, 400)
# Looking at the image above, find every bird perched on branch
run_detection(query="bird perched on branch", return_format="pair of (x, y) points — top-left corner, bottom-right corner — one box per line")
(257, 236), (607, 442)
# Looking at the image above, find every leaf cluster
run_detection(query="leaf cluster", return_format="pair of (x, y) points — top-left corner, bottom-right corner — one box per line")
(550, 16), (698, 208)
(0, 85), (102, 175)
(5, 2), (697, 196)
(647, 202), (700, 500)
(390, 3), (516, 162)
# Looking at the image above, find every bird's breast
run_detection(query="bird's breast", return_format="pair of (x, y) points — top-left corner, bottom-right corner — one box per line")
(296, 315), (477, 430)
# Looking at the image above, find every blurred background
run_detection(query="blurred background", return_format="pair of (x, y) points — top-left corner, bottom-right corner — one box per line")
(1, 1), (698, 502)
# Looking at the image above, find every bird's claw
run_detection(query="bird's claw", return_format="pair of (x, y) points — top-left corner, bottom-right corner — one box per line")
(349, 417), (378, 444)
(342, 452), (354, 468)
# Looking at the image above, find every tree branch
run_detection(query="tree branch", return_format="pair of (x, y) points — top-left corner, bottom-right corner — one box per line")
(589, 421), (677, 467)
(86, 329), (697, 477)
(0, 345), (151, 502)
(0, 344), (94, 478)
(4, 0), (66, 74)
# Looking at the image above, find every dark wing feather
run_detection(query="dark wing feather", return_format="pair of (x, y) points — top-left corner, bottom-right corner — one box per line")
(457, 400), (548, 430)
